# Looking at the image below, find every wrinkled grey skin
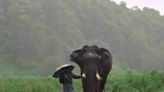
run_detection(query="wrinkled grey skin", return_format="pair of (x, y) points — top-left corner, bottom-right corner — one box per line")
(70, 45), (112, 92)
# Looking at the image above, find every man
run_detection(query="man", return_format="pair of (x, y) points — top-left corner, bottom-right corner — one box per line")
(53, 66), (82, 92)
(59, 71), (82, 92)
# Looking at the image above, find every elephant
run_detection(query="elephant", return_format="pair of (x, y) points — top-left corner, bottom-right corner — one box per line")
(70, 45), (112, 92)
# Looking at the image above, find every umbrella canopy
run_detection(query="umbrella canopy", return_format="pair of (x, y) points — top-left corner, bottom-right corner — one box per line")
(53, 64), (75, 78)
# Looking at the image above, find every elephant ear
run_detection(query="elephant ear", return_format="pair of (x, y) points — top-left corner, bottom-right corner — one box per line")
(70, 49), (85, 63)
(70, 44), (89, 62)
(97, 48), (111, 60)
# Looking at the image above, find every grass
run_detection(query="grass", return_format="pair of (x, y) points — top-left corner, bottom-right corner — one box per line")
(0, 71), (164, 92)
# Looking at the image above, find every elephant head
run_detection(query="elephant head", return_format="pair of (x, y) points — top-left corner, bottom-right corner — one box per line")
(70, 45), (112, 92)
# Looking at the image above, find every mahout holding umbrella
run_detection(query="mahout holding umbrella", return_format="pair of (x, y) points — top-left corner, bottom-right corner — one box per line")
(52, 64), (83, 92)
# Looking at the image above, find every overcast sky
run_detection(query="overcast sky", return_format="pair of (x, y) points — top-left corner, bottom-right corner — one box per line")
(111, 0), (164, 15)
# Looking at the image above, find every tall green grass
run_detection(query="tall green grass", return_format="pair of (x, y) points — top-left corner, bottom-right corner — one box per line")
(107, 71), (164, 92)
(0, 71), (164, 92)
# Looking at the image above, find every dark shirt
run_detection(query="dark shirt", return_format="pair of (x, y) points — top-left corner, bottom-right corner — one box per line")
(59, 72), (81, 85)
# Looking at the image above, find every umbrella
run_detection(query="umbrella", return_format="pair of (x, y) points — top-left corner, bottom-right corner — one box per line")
(52, 64), (74, 78)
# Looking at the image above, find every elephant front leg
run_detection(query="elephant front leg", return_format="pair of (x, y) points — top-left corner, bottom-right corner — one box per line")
(99, 77), (108, 92)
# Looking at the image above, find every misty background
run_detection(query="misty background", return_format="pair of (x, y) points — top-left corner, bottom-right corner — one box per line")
(0, 0), (164, 76)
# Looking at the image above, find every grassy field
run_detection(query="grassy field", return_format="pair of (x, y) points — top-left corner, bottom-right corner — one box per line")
(0, 71), (164, 92)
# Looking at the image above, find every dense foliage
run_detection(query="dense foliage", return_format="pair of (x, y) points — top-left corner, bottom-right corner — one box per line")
(0, 0), (164, 75)
(0, 71), (164, 92)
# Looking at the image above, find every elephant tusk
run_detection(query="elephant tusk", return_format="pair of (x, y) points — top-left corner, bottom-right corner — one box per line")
(96, 72), (101, 80)
(82, 73), (86, 78)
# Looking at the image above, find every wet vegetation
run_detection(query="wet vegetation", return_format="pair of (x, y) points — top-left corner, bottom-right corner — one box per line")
(0, 71), (164, 92)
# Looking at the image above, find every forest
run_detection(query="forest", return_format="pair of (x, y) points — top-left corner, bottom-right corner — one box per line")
(0, 0), (164, 76)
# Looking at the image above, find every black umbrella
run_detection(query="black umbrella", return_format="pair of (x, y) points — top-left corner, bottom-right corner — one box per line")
(52, 64), (75, 78)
